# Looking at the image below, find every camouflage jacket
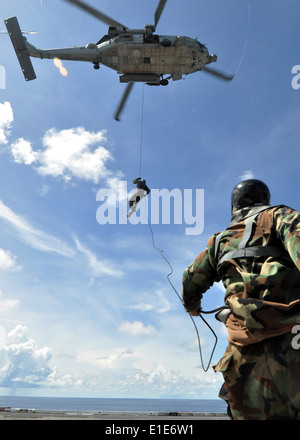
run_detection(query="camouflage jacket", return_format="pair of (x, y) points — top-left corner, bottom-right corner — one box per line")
(182, 205), (300, 346)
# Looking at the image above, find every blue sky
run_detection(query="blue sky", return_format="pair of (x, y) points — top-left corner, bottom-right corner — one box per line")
(0, 0), (299, 399)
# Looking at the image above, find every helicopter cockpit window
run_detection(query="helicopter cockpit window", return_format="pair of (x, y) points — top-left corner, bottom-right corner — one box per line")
(197, 41), (208, 52)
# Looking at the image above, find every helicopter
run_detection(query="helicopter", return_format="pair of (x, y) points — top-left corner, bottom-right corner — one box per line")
(5, 0), (234, 121)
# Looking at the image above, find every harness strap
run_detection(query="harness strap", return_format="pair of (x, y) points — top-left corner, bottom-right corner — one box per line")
(214, 230), (225, 261)
(215, 210), (284, 268)
(217, 245), (283, 266)
(237, 214), (257, 249)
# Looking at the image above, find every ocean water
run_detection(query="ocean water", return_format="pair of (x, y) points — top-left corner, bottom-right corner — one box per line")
(0, 396), (227, 413)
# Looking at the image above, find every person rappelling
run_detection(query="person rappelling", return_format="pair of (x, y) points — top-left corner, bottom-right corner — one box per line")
(127, 178), (151, 218)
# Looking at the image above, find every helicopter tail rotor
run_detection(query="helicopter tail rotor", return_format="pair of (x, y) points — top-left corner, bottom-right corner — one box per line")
(4, 16), (36, 81)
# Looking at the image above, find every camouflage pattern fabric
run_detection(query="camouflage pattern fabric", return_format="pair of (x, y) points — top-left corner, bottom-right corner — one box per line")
(182, 205), (300, 420)
(215, 332), (300, 420)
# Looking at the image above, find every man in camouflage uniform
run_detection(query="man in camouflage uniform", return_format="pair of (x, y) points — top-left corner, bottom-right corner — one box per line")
(182, 179), (300, 420)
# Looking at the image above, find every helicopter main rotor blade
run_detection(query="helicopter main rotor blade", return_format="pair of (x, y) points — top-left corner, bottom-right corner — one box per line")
(154, 0), (168, 29)
(202, 66), (234, 81)
(63, 0), (128, 29)
(114, 82), (134, 122)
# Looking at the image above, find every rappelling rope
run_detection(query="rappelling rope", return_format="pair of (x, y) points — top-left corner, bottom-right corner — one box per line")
(134, 1), (252, 368)
(147, 218), (219, 372)
(233, 0), (251, 77)
(138, 85), (220, 371)
(139, 84), (145, 177)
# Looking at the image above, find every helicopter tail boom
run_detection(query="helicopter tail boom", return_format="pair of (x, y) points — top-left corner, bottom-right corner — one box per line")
(4, 16), (36, 81)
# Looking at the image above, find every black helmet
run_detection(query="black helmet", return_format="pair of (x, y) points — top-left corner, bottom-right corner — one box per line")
(231, 179), (271, 212)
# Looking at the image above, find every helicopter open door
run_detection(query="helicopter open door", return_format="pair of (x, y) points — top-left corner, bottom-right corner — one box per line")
(5, 16), (36, 81)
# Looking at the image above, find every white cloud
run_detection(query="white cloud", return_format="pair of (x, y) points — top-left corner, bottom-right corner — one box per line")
(11, 138), (37, 164)
(118, 320), (157, 337)
(0, 325), (53, 388)
(44, 364), (222, 398)
(0, 248), (21, 271)
(0, 102), (13, 145)
(76, 347), (141, 370)
(0, 200), (124, 277)
(5, 101), (120, 185)
(11, 127), (114, 183)
(0, 291), (19, 315)
(37, 184), (50, 197)
(74, 237), (124, 278)
(0, 323), (222, 396)
(116, 365), (221, 398)
(131, 303), (153, 312)
(0, 199), (75, 257)
(130, 289), (172, 314)
(239, 170), (255, 180)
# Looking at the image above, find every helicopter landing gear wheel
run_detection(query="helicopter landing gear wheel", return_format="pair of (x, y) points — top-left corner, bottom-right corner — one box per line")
(93, 63), (100, 70)
(160, 78), (169, 86)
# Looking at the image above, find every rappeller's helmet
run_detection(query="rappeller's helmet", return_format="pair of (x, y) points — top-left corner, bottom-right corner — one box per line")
(231, 179), (271, 213)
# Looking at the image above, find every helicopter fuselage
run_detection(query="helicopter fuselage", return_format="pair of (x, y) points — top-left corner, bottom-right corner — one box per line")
(5, 0), (232, 120)
(27, 30), (217, 84)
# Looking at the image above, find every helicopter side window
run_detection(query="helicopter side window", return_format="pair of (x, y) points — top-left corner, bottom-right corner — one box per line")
(197, 41), (208, 53)
(118, 34), (133, 41)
